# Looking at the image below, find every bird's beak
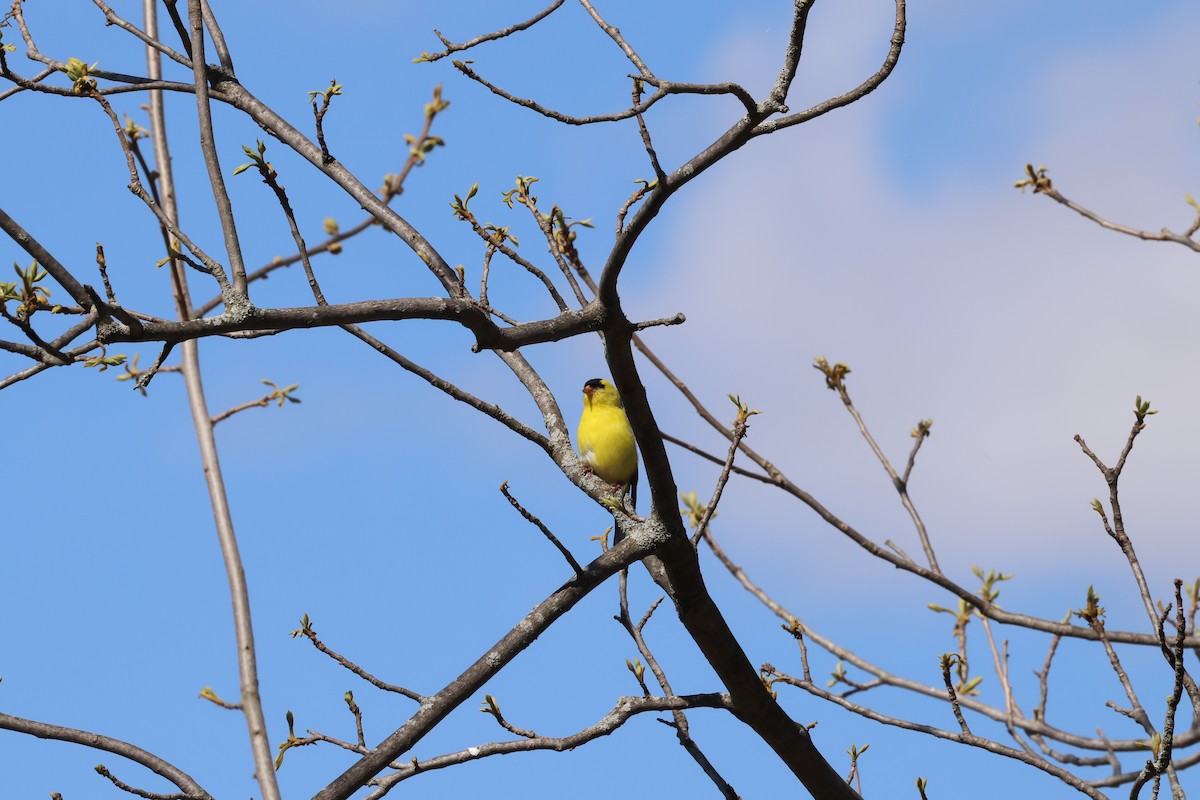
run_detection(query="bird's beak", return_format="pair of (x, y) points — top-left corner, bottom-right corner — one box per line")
(582, 385), (594, 397)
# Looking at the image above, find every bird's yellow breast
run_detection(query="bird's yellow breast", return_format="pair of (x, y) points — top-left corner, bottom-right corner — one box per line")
(578, 396), (637, 485)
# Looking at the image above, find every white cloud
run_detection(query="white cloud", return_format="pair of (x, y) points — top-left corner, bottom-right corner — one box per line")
(645, 4), (1200, 576)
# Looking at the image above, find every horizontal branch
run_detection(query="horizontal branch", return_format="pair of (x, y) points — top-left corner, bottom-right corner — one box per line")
(96, 298), (608, 352)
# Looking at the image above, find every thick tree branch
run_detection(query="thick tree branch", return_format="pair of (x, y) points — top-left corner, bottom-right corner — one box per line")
(603, 329), (859, 798)
(313, 535), (655, 800)
(0, 207), (95, 309)
(94, 297), (606, 353)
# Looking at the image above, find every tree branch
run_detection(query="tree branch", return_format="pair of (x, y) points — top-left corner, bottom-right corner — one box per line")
(0, 712), (212, 799)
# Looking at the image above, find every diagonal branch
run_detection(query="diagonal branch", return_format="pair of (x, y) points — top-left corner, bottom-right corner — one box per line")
(416, 0), (566, 62)
(312, 535), (653, 800)
(0, 207), (95, 309)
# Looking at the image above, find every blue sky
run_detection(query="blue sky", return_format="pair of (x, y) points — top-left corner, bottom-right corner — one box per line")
(3, 1), (1200, 798)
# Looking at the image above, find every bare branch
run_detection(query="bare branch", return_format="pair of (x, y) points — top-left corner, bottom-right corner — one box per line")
(576, 0), (653, 78)
(615, 577), (739, 799)
(340, 324), (550, 450)
(210, 380), (300, 425)
(95, 764), (189, 800)
(1075, 404), (1159, 629)
(814, 357), (940, 572)
(291, 614), (425, 702)
(687, 397), (756, 546)
(140, 5), (277, 797)
(450, 58), (670, 125)
(764, 667), (1110, 800)
(1037, 184), (1200, 254)
(416, 1), (566, 63)
(704, 520), (1200, 761)
(194, 84), (452, 317)
(479, 694), (538, 739)
(187, 0), (246, 300)
(500, 480), (584, 576)
(313, 535), (652, 800)
(752, 0), (906, 136)
(198, 0), (233, 72)
(89, 0), (191, 68)
(0, 712), (212, 800)
(369, 694), (734, 796)
(661, 431), (774, 484)
(0, 206), (95, 309)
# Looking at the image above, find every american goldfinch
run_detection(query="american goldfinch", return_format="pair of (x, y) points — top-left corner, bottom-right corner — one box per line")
(577, 378), (638, 511)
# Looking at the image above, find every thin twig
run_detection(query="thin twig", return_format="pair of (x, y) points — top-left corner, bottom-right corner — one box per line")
(187, 0), (247, 300)
(690, 403), (754, 546)
(763, 666), (1110, 800)
(500, 481), (583, 576)
(817, 361), (939, 573)
(96, 764), (189, 800)
(292, 615), (424, 702)
(1039, 186), (1200, 254)
(417, 1), (566, 62)
(615, 580), (739, 798)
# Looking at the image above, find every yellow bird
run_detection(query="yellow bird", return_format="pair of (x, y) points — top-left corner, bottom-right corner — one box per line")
(577, 378), (638, 512)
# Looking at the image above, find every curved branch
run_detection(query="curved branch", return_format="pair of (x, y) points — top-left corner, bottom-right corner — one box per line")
(1040, 186), (1200, 254)
(367, 694), (732, 797)
(0, 712), (213, 800)
(752, 0), (906, 136)
(451, 59), (671, 125)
